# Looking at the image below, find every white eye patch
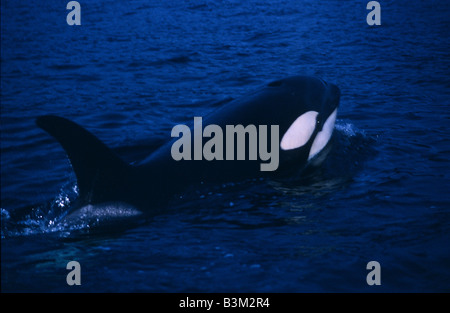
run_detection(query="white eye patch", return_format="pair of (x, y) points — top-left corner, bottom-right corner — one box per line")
(308, 108), (337, 160)
(280, 111), (318, 150)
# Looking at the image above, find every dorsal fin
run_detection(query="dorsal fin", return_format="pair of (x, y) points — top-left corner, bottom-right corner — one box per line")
(36, 115), (131, 204)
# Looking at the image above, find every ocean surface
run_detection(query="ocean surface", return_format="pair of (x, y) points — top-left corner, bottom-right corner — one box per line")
(1, 0), (449, 292)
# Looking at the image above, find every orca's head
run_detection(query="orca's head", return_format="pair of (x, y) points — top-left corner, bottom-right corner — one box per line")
(274, 76), (340, 165)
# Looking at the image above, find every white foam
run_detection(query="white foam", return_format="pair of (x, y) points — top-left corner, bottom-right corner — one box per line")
(335, 121), (359, 137)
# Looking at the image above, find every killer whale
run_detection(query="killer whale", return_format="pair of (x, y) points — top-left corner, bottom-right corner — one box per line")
(36, 76), (340, 215)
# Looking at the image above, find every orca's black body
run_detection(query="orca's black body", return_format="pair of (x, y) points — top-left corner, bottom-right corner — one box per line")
(37, 76), (340, 214)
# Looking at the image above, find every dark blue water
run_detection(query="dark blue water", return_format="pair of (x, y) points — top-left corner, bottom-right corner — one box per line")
(1, 0), (449, 292)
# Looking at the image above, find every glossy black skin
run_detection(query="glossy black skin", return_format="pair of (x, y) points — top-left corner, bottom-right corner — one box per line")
(37, 76), (340, 213)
